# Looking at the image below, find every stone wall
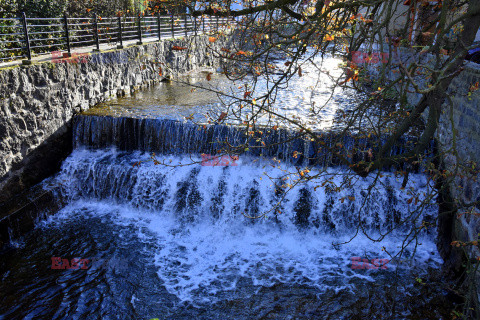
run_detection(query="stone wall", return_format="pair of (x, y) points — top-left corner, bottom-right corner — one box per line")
(0, 35), (229, 206)
(437, 62), (480, 264)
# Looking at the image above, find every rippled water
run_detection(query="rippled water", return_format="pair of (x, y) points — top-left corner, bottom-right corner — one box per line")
(0, 200), (449, 319)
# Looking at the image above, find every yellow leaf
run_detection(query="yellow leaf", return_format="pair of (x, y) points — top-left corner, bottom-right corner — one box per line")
(324, 34), (335, 41)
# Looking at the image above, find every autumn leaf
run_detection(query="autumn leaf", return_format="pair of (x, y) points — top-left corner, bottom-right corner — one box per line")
(236, 51), (247, 56)
(172, 46), (187, 51)
(158, 66), (162, 76)
(298, 66), (302, 77)
(209, 37), (217, 43)
(244, 91), (252, 99)
(221, 48), (231, 53)
(206, 72), (212, 81)
(132, 161), (142, 168)
(217, 112), (227, 122)
(324, 34), (335, 41)
(285, 61), (292, 67)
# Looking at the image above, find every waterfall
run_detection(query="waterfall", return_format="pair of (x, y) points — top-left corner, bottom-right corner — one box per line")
(56, 148), (436, 234)
(73, 115), (432, 170)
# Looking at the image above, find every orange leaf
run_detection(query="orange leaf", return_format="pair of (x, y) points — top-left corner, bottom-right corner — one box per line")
(324, 34), (334, 41)
(244, 91), (252, 99)
(285, 61), (292, 67)
(206, 72), (212, 81)
(209, 37), (217, 43)
(298, 66), (302, 77)
(236, 51), (247, 56)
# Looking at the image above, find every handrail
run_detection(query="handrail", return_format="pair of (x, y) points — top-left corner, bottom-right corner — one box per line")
(0, 12), (235, 64)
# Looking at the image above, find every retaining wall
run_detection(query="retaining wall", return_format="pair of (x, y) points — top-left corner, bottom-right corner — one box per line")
(0, 34), (229, 246)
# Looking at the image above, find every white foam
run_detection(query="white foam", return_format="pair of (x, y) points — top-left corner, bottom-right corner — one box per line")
(42, 149), (443, 304)
(42, 197), (441, 305)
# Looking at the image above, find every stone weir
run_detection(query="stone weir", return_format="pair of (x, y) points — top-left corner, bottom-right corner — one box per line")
(73, 114), (432, 170)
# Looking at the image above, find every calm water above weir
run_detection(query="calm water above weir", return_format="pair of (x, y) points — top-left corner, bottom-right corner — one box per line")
(83, 55), (360, 130)
(0, 56), (457, 319)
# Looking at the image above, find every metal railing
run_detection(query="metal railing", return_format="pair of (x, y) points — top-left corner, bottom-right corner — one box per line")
(0, 13), (234, 63)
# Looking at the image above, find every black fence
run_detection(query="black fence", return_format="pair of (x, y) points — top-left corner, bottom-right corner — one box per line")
(0, 13), (233, 63)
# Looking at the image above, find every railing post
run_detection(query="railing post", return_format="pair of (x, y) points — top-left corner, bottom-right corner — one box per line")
(184, 14), (188, 38)
(117, 16), (124, 49)
(216, 16), (219, 33)
(93, 13), (100, 52)
(137, 14), (143, 45)
(194, 16), (197, 37)
(63, 14), (71, 57)
(21, 12), (32, 65)
(171, 15), (175, 39)
(157, 13), (161, 41)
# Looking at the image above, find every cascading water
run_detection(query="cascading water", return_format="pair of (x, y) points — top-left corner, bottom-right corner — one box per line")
(0, 58), (453, 319)
(73, 115), (427, 170)
(0, 144), (446, 319)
